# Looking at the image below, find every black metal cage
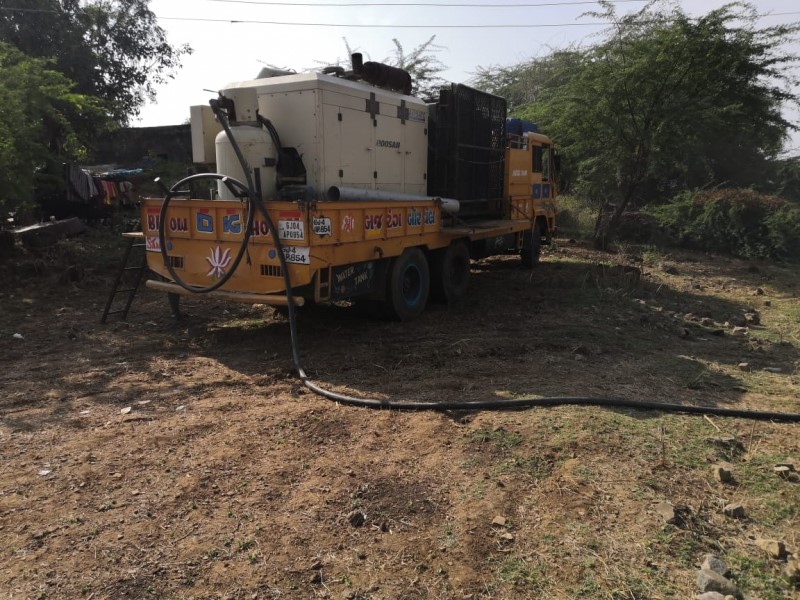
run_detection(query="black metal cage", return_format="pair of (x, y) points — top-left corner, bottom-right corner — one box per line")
(427, 84), (507, 219)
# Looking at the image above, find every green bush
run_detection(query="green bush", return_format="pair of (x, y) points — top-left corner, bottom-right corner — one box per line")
(649, 189), (800, 260)
(555, 194), (597, 239)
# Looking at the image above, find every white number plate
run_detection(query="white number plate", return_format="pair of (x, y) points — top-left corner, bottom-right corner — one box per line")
(278, 219), (305, 241)
(282, 246), (310, 265)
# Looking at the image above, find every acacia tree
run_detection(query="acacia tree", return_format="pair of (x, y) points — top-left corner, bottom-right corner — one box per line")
(319, 36), (448, 100)
(480, 1), (799, 248)
(384, 36), (448, 100)
(472, 48), (583, 112)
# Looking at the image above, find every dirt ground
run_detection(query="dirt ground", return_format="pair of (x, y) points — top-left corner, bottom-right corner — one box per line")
(1, 231), (799, 600)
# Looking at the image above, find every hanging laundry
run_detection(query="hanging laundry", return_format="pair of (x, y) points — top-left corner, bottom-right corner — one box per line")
(118, 181), (134, 206)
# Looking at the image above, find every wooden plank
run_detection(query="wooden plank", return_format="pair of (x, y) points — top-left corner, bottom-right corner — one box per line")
(13, 217), (87, 247)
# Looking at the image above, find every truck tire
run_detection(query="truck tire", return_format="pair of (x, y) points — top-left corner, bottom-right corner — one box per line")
(521, 227), (542, 268)
(385, 247), (430, 321)
(430, 241), (470, 304)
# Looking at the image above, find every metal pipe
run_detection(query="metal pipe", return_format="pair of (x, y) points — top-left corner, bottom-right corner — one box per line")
(327, 186), (460, 214)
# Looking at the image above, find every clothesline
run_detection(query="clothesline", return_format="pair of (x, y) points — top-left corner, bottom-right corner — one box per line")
(65, 164), (140, 208)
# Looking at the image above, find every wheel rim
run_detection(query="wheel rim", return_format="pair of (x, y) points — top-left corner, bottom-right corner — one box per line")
(402, 264), (423, 305)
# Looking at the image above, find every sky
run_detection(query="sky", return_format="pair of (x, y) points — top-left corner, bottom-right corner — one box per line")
(137, 0), (800, 153)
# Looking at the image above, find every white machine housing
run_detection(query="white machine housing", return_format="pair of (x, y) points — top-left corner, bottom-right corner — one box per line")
(191, 72), (429, 199)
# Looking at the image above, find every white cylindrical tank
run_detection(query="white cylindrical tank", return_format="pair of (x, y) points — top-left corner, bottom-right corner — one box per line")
(215, 125), (277, 201)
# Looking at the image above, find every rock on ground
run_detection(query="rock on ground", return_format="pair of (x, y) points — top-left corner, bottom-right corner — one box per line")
(696, 569), (741, 598)
(701, 555), (730, 577)
(755, 538), (787, 559)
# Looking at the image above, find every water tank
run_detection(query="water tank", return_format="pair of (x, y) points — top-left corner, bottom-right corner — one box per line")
(215, 125), (277, 201)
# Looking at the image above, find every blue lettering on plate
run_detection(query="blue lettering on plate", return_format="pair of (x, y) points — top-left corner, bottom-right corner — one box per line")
(424, 208), (436, 226)
(532, 184), (542, 199)
(197, 212), (214, 233)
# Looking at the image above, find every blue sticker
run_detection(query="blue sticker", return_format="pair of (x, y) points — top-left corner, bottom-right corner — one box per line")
(223, 214), (242, 234)
(196, 212), (213, 233)
(532, 184), (542, 199)
(167, 242), (173, 251)
(268, 249), (277, 259)
(542, 184), (551, 198)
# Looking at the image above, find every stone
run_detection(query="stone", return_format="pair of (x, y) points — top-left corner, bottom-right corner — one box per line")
(696, 593), (726, 600)
(696, 569), (740, 597)
(701, 317), (715, 327)
(785, 558), (800, 583)
(654, 501), (677, 524)
(713, 463), (733, 483)
(763, 367), (783, 373)
(731, 327), (748, 336)
(755, 538), (786, 559)
(737, 362), (750, 372)
(491, 516), (506, 527)
(722, 503), (746, 519)
(701, 555), (730, 577)
(744, 312), (760, 325)
(755, 287), (765, 295)
(764, 300), (771, 307)
(774, 465), (793, 479)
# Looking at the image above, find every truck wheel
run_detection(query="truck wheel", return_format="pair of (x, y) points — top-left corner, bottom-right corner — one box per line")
(385, 247), (429, 321)
(521, 227), (542, 268)
(430, 241), (470, 304)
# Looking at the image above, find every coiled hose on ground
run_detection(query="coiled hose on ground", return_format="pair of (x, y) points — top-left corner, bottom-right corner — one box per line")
(155, 101), (800, 423)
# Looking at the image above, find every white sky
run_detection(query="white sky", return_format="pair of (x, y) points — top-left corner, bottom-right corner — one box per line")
(137, 0), (800, 153)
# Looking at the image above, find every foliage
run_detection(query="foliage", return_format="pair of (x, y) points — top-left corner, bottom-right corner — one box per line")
(649, 189), (800, 260)
(384, 36), (448, 101)
(551, 195), (597, 239)
(0, 0), (190, 124)
(471, 48), (583, 113)
(770, 156), (800, 203)
(0, 43), (102, 216)
(324, 36), (448, 101)
(475, 1), (800, 249)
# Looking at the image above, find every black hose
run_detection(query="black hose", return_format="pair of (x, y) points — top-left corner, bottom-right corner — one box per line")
(173, 102), (800, 423)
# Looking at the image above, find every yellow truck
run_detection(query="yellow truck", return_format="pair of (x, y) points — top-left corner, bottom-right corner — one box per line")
(141, 54), (557, 320)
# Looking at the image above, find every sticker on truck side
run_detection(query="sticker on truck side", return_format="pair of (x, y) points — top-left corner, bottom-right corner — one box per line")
(145, 236), (161, 252)
(281, 246), (310, 265)
(312, 217), (332, 236)
(278, 219), (305, 241)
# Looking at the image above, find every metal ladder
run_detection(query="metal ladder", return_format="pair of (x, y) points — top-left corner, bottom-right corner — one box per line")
(100, 234), (148, 324)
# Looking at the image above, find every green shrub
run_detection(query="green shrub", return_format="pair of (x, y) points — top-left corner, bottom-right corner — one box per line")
(649, 189), (800, 260)
(555, 194), (597, 239)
